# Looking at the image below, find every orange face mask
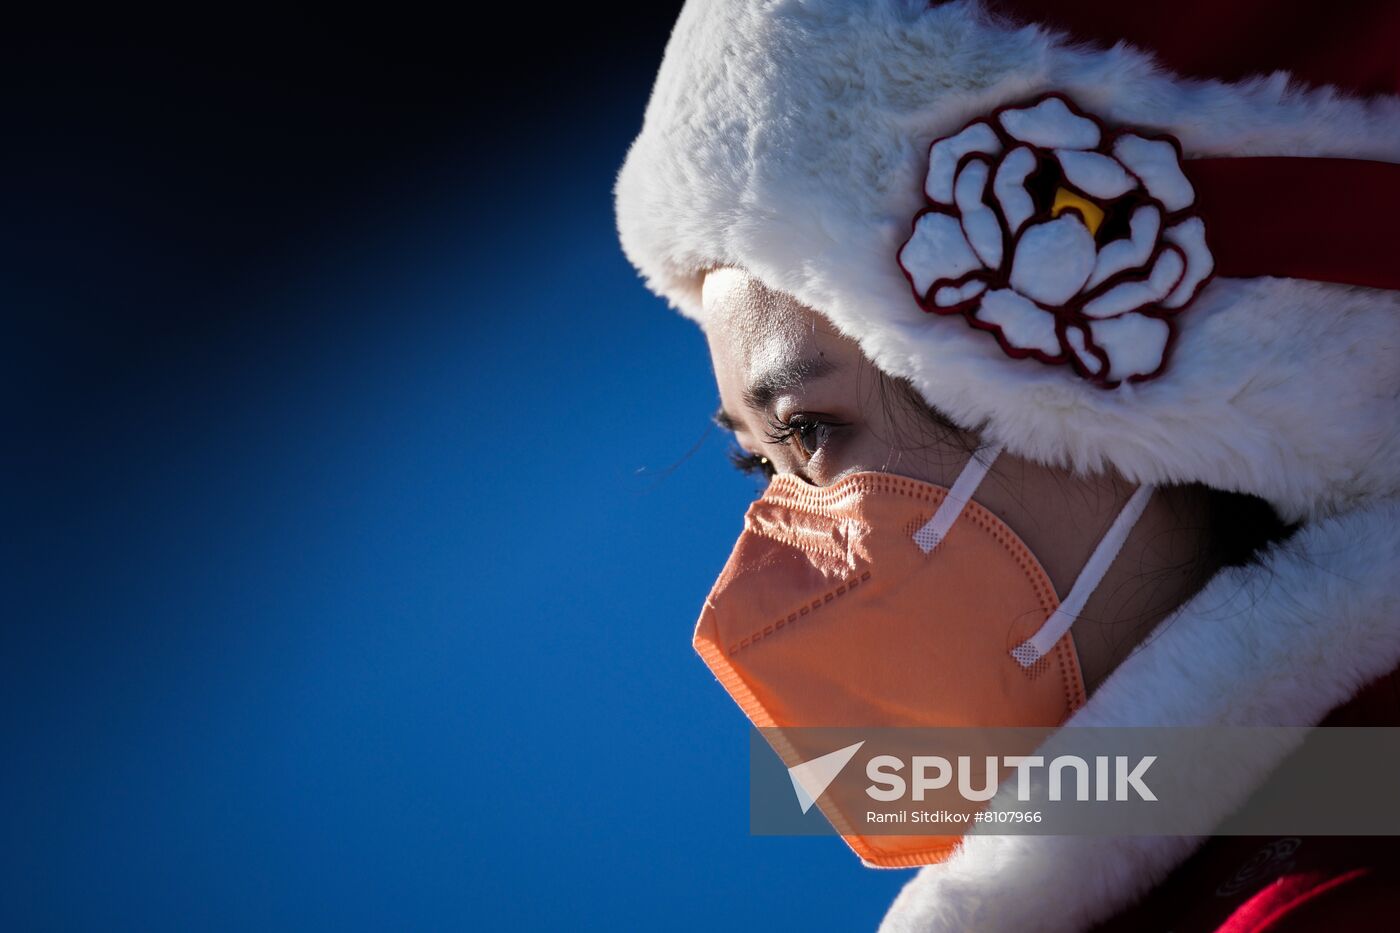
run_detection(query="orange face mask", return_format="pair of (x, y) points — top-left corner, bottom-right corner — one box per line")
(693, 444), (1153, 867)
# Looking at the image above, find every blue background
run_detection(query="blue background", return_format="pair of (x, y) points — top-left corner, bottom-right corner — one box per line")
(4, 7), (910, 930)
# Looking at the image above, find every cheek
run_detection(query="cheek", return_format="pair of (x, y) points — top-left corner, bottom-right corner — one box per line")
(838, 416), (973, 486)
(839, 429), (903, 470)
(796, 425), (897, 485)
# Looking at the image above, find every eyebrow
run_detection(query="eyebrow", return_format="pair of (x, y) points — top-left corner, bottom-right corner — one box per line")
(743, 357), (840, 411)
(713, 356), (842, 433)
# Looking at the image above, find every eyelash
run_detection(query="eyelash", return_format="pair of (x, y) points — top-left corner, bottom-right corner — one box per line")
(725, 413), (850, 481)
(764, 412), (847, 459)
(729, 449), (775, 479)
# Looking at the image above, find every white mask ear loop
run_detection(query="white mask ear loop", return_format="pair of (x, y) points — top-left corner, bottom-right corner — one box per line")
(1011, 483), (1155, 668)
(912, 443), (1003, 554)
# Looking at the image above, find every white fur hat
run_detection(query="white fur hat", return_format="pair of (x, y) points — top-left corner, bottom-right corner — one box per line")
(616, 0), (1400, 523)
(616, 2), (1400, 930)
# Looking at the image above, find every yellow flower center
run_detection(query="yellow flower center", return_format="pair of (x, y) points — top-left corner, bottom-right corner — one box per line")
(1051, 187), (1105, 236)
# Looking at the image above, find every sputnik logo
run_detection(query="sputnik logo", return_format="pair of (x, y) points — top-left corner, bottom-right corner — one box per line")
(787, 741), (865, 814)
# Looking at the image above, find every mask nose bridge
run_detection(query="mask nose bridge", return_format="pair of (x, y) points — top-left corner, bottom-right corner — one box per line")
(744, 489), (869, 583)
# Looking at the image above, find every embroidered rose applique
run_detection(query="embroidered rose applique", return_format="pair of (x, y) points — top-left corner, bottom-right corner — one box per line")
(897, 94), (1214, 387)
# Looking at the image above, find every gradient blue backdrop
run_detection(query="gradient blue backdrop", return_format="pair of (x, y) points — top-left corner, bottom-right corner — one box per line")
(4, 7), (912, 931)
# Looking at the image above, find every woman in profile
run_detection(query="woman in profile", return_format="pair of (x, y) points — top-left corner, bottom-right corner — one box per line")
(615, 2), (1400, 930)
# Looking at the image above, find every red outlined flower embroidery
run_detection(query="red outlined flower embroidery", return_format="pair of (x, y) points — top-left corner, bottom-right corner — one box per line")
(897, 94), (1214, 387)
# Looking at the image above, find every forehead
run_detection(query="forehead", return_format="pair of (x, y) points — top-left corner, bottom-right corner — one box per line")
(701, 268), (848, 377)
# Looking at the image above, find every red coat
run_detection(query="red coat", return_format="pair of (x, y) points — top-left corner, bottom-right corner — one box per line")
(1095, 669), (1400, 931)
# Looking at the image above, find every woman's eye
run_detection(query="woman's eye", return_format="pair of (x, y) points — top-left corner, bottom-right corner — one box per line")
(793, 420), (830, 455)
(765, 413), (847, 462)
